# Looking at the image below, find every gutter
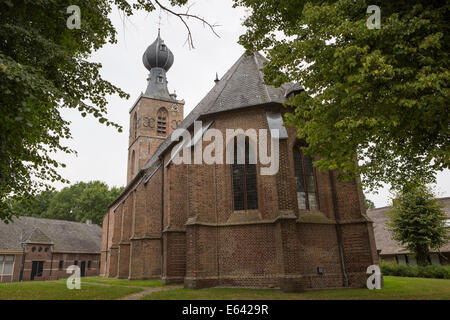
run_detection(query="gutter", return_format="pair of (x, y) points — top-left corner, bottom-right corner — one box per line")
(19, 242), (25, 282)
(104, 209), (110, 276)
(329, 171), (349, 287)
(160, 157), (165, 278)
(49, 246), (54, 276)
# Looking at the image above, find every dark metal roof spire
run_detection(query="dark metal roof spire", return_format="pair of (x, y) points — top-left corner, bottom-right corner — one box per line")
(142, 30), (176, 101)
(214, 72), (219, 84)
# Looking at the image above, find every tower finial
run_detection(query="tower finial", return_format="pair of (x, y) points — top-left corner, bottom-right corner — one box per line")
(158, 7), (162, 35)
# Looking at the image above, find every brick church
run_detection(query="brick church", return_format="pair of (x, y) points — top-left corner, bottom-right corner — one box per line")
(100, 31), (379, 291)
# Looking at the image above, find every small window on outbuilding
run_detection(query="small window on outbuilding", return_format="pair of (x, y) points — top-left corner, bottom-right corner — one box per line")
(0, 255), (14, 275)
(88, 261), (92, 269)
(58, 260), (64, 270)
(74, 260), (78, 266)
(396, 255), (407, 265)
(429, 253), (441, 265)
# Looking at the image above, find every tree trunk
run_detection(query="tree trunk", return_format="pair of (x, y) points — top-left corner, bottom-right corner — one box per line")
(416, 247), (429, 266)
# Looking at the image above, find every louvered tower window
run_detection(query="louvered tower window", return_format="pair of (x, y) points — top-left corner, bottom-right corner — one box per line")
(293, 145), (318, 210)
(232, 137), (258, 210)
(157, 108), (168, 136)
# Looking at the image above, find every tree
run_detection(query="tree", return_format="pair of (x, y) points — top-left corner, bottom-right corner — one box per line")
(0, 0), (217, 222)
(387, 185), (449, 266)
(43, 181), (123, 225)
(365, 198), (375, 210)
(9, 181), (123, 225)
(233, 0), (449, 191)
(8, 190), (56, 218)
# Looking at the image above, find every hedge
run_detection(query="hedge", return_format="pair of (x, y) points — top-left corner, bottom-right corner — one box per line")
(380, 261), (450, 279)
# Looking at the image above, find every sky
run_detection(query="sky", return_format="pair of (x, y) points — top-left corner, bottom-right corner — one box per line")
(52, 0), (449, 208)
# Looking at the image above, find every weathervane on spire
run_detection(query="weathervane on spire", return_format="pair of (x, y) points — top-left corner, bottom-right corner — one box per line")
(158, 7), (162, 33)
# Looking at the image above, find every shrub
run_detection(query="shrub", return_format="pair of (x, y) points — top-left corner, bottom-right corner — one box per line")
(380, 261), (450, 279)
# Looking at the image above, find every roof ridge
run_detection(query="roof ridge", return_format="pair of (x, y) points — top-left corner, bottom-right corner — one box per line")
(204, 52), (248, 114)
(16, 216), (99, 226)
(252, 52), (271, 102)
(367, 196), (450, 212)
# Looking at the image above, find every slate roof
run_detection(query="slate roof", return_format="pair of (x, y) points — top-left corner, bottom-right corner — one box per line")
(26, 228), (53, 245)
(0, 216), (102, 253)
(110, 51), (301, 208)
(144, 52), (290, 163)
(367, 197), (450, 255)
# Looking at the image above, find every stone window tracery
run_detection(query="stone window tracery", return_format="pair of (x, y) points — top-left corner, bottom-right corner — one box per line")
(232, 137), (258, 211)
(293, 144), (318, 210)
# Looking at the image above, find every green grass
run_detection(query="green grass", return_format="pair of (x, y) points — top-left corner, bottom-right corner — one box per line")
(81, 276), (164, 287)
(142, 276), (450, 300)
(2, 276), (449, 300)
(0, 278), (143, 300)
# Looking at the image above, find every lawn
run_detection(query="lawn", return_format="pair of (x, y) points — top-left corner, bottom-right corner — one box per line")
(81, 276), (164, 287)
(0, 277), (164, 300)
(1, 276), (448, 300)
(142, 276), (450, 300)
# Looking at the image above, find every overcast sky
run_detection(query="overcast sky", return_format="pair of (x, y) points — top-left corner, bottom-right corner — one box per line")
(52, 0), (449, 208)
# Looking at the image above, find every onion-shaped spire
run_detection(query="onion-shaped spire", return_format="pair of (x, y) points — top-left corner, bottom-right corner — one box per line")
(142, 30), (174, 72)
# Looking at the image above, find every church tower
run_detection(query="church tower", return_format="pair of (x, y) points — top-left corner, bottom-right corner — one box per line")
(127, 31), (184, 183)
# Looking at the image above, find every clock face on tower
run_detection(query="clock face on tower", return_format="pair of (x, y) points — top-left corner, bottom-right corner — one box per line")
(171, 104), (179, 112)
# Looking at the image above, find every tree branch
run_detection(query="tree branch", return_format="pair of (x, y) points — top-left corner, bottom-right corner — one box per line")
(153, 0), (220, 49)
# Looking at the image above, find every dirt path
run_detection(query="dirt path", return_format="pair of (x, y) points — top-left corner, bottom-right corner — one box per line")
(118, 285), (182, 300)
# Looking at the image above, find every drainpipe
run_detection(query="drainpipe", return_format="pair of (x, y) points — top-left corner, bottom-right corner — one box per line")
(104, 210), (110, 277)
(329, 171), (349, 287)
(160, 158), (165, 279)
(19, 241), (26, 282)
(49, 246), (53, 276)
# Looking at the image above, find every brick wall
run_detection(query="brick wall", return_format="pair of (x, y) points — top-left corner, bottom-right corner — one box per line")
(127, 97), (184, 183)
(0, 247), (100, 283)
(102, 104), (379, 291)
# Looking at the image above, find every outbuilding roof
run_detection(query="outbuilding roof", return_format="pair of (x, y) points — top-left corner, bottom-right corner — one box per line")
(0, 216), (102, 253)
(367, 197), (450, 255)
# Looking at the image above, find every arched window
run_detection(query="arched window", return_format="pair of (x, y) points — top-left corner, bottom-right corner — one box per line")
(131, 150), (135, 176)
(232, 137), (258, 210)
(157, 108), (168, 136)
(133, 112), (137, 139)
(293, 145), (318, 210)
